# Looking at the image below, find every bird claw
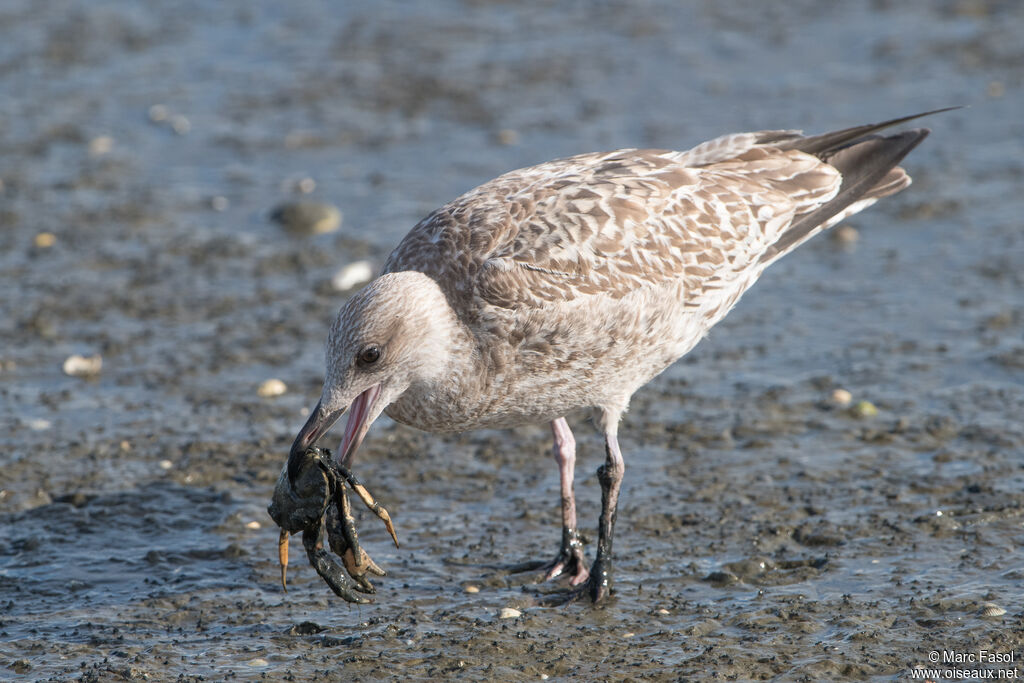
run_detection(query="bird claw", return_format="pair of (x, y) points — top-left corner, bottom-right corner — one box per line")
(268, 446), (398, 602)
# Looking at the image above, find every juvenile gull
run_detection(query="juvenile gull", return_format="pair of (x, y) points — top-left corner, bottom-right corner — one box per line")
(285, 110), (947, 603)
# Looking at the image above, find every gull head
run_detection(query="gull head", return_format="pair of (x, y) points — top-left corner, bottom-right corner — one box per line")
(287, 271), (455, 483)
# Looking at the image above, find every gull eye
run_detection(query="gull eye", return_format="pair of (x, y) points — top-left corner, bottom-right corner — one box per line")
(358, 345), (381, 365)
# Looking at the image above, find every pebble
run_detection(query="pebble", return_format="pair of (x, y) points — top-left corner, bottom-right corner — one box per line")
(270, 201), (342, 236)
(27, 418), (51, 431)
(34, 232), (57, 248)
(498, 607), (522, 619)
(463, 585), (480, 594)
(831, 225), (859, 244)
(170, 114), (191, 135)
(331, 260), (374, 292)
(88, 136), (114, 156)
(831, 388), (852, 406)
(257, 378), (287, 397)
(979, 602), (1006, 617)
(63, 353), (102, 378)
(850, 400), (879, 418)
(158, 460), (173, 470)
(148, 104), (168, 122)
(245, 520), (262, 530)
(210, 196), (230, 212)
(247, 658), (269, 667)
(496, 128), (519, 146)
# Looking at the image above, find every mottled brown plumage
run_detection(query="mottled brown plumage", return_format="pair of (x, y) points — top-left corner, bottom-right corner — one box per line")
(286, 110), (945, 604)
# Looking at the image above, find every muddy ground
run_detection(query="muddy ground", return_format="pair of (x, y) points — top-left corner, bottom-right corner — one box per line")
(2, 1), (1023, 681)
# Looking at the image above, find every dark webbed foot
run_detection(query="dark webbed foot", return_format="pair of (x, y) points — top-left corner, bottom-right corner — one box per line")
(541, 528), (589, 584)
(268, 447), (398, 602)
(509, 528), (589, 585)
(533, 557), (612, 606)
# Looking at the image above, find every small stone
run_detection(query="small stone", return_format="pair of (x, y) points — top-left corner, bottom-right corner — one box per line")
(498, 607), (522, 619)
(831, 388), (852, 406)
(656, 608), (670, 615)
(703, 569), (739, 586)
(831, 225), (859, 244)
(211, 196), (230, 211)
(247, 658), (269, 667)
(623, 632), (635, 638)
(88, 136), (114, 156)
(288, 621), (324, 636)
(270, 201), (342, 236)
(979, 602), (1006, 617)
(34, 232), (57, 248)
(987, 81), (1005, 98)
(245, 520), (261, 530)
(257, 378), (287, 398)
(496, 129), (519, 146)
(27, 418), (51, 431)
(63, 354), (102, 378)
(297, 177), (317, 194)
(120, 440), (131, 451)
(331, 260), (374, 292)
(148, 104), (168, 122)
(170, 114), (191, 135)
(158, 460), (173, 470)
(464, 585), (480, 594)
(850, 400), (878, 418)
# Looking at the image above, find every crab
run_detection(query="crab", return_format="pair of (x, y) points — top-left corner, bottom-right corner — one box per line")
(267, 446), (398, 603)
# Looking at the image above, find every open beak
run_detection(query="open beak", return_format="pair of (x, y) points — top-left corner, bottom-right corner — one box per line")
(338, 384), (382, 465)
(286, 384), (383, 484)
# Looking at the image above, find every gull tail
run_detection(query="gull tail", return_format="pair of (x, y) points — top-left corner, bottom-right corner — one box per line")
(759, 107), (959, 264)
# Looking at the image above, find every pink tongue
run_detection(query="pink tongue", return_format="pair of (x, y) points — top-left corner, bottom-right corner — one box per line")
(339, 385), (381, 464)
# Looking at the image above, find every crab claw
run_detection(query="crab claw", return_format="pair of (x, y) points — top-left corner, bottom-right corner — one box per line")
(301, 523), (374, 603)
(324, 485), (388, 593)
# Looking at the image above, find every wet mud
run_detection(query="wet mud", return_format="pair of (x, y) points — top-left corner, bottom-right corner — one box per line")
(2, 1), (1023, 681)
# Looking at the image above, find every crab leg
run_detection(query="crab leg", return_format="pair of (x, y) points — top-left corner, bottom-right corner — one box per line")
(278, 529), (290, 591)
(335, 463), (400, 548)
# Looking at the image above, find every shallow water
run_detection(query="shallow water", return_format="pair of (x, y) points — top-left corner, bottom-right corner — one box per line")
(2, 1), (1023, 680)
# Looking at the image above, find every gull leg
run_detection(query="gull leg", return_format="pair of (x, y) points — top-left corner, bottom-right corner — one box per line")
(538, 413), (624, 606)
(587, 422), (625, 602)
(544, 417), (589, 584)
(507, 417), (588, 583)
